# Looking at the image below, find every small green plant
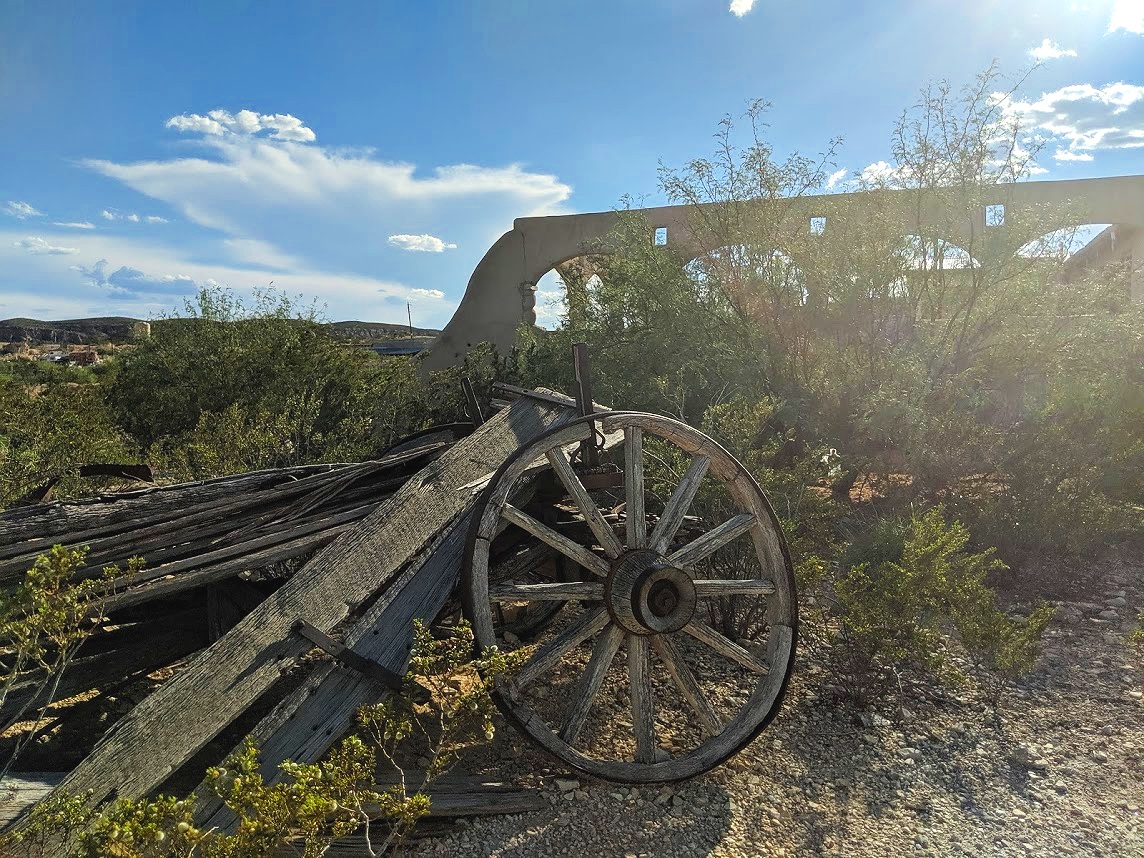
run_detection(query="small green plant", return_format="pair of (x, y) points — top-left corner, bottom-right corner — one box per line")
(1, 619), (521, 857)
(0, 546), (138, 772)
(826, 507), (1054, 705)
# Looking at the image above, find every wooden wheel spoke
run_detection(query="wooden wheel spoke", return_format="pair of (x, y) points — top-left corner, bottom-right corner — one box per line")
(545, 448), (624, 559)
(560, 624), (625, 744)
(624, 427), (646, 549)
(513, 608), (609, 690)
(651, 634), (721, 737)
(489, 581), (604, 601)
(628, 634), (657, 763)
(667, 513), (755, 568)
(683, 621), (769, 674)
(500, 503), (610, 578)
(693, 578), (775, 598)
(649, 455), (710, 554)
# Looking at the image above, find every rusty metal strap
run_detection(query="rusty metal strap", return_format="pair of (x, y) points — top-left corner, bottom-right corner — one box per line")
(293, 619), (405, 691)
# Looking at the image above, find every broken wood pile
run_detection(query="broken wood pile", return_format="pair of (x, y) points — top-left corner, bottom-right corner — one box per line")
(3, 390), (585, 852)
(0, 425), (469, 729)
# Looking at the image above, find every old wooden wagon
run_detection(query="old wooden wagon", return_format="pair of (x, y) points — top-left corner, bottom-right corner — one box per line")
(2, 347), (798, 846)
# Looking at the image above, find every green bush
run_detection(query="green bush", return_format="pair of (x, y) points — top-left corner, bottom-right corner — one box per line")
(0, 381), (137, 506)
(827, 507), (1055, 702)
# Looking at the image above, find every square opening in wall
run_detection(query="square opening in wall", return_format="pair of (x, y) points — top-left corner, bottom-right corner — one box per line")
(985, 204), (1005, 227)
(653, 226), (668, 246)
(810, 216), (827, 236)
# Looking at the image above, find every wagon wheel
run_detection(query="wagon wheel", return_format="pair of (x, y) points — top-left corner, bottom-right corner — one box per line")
(463, 411), (798, 783)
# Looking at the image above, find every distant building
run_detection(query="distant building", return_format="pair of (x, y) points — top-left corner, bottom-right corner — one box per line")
(69, 348), (102, 366)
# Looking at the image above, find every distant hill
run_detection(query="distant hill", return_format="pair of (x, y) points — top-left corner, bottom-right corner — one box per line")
(0, 317), (150, 344)
(0, 317), (441, 346)
(326, 320), (440, 342)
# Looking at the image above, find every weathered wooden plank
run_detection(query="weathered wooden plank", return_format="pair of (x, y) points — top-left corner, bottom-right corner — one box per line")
(0, 773), (65, 826)
(22, 394), (574, 838)
(499, 504), (609, 578)
(0, 444), (444, 571)
(194, 518), (469, 830)
(0, 464), (344, 555)
(628, 633), (656, 763)
(624, 427), (645, 549)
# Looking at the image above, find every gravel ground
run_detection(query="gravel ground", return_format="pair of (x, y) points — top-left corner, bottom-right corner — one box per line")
(412, 542), (1143, 858)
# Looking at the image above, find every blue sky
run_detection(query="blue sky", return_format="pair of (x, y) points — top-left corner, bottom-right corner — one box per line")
(1, 0), (1142, 328)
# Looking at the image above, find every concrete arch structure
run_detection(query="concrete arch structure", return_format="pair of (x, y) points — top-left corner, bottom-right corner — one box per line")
(422, 175), (1144, 371)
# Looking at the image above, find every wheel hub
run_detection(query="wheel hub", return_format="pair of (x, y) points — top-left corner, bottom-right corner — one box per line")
(605, 549), (697, 635)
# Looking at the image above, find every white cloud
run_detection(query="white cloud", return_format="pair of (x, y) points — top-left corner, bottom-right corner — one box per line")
(825, 168), (848, 190)
(102, 208), (169, 224)
(410, 288), (445, 300)
(52, 221), (96, 229)
(1029, 38), (1078, 60)
(1003, 82), (1144, 156)
(16, 236), (79, 255)
(81, 114), (571, 307)
(0, 228), (414, 321)
(388, 233), (457, 253)
(729, 0), (755, 16)
(859, 160), (901, 185)
(1108, 0), (1144, 33)
(1053, 148), (1094, 161)
(5, 200), (42, 219)
(166, 109), (317, 142)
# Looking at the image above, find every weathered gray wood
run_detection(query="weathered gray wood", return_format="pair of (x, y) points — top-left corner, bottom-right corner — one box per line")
(544, 448), (623, 558)
(667, 513), (756, 568)
(499, 504), (609, 578)
(624, 427), (645, 549)
(682, 621), (769, 674)
(23, 396), (574, 836)
(650, 634), (721, 737)
(0, 445), (443, 576)
(628, 633), (656, 763)
(489, 581), (603, 601)
(649, 455), (709, 554)
(559, 623), (624, 744)
(100, 504), (373, 595)
(195, 518), (469, 830)
(99, 526), (348, 613)
(693, 578), (776, 597)
(512, 607), (609, 691)
(0, 463), (358, 560)
(0, 772), (65, 826)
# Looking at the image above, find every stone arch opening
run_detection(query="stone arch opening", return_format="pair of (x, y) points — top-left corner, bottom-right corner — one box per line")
(682, 243), (811, 313)
(532, 254), (609, 330)
(1015, 223), (1112, 262)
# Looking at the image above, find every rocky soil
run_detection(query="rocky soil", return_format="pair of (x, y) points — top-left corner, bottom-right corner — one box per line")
(412, 542), (1143, 858)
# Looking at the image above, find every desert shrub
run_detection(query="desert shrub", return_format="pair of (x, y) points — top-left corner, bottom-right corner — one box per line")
(0, 547), (141, 772)
(109, 286), (379, 463)
(826, 507), (1054, 703)
(0, 380), (137, 507)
